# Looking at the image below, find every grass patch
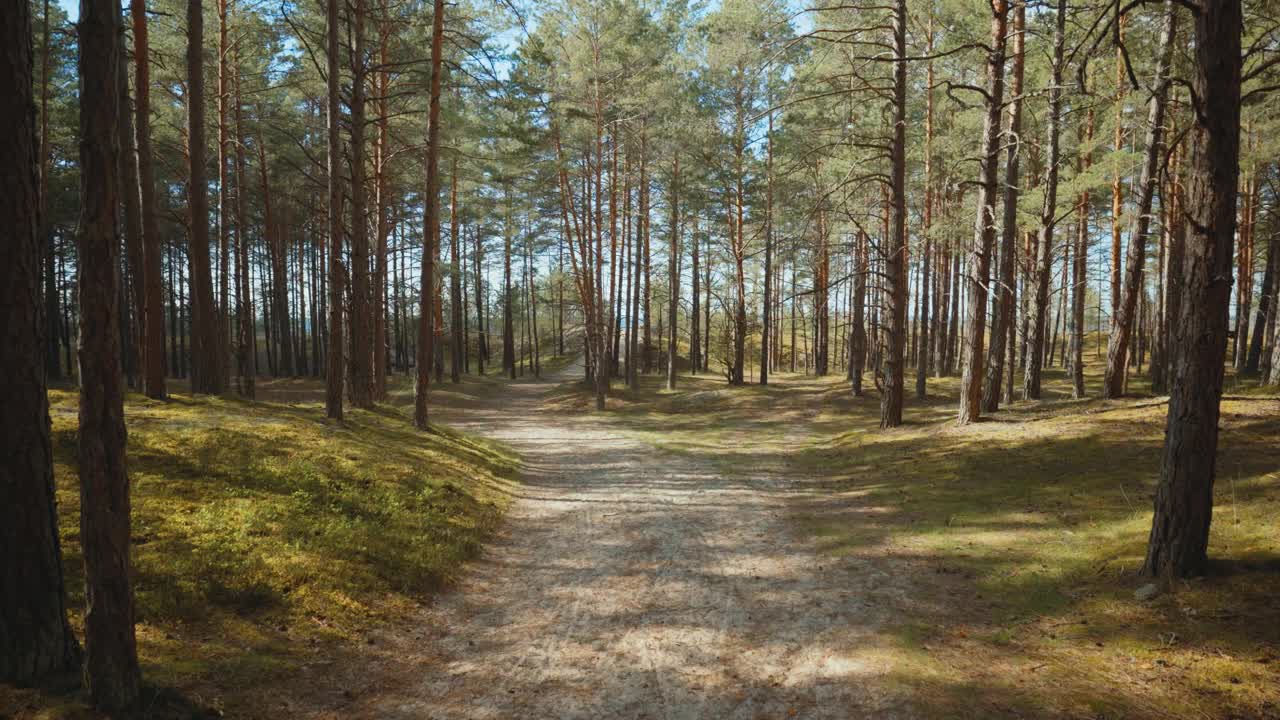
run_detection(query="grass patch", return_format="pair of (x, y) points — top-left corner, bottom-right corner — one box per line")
(29, 384), (518, 715)
(564, 349), (1280, 719)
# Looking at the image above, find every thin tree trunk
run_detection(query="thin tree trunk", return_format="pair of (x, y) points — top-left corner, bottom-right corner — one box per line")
(1022, 0), (1065, 400)
(668, 155), (680, 390)
(414, 0), (443, 429)
(347, 0), (372, 407)
(983, 0), (1024, 413)
(958, 0), (1009, 424)
(325, 0), (344, 419)
(1104, 0), (1177, 398)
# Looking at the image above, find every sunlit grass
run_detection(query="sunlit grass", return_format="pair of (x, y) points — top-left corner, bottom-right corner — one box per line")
(562, 343), (1280, 719)
(45, 386), (519, 710)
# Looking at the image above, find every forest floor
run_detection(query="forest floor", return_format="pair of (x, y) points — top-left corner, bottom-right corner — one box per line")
(311, 354), (1280, 719)
(5, 352), (1279, 719)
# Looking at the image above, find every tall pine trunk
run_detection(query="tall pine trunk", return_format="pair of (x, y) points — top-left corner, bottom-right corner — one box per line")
(415, 0), (444, 427)
(348, 0), (373, 407)
(187, 0), (222, 394)
(1103, 0), (1177, 398)
(1142, 0), (1242, 578)
(958, 0), (1009, 424)
(77, 0), (142, 706)
(1022, 0), (1065, 400)
(324, 0), (344, 420)
(0, 0), (80, 682)
(982, 1), (1024, 413)
(881, 0), (908, 427)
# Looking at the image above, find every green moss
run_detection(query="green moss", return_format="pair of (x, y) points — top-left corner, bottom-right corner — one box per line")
(46, 385), (518, 710)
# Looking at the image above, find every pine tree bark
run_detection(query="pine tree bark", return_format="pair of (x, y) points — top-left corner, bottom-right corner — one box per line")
(1103, 0), (1177, 398)
(347, 0), (373, 407)
(232, 17), (254, 398)
(415, 0), (444, 428)
(0, 0), (80, 683)
(851, 230), (868, 396)
(118, 47), (144, 390)
(982, 0), (1024, 413)
(917, 19), (935, 399)
(881, 0), (908, 427)
(667, 156), (680, 390)
(373, 26), (391, 398)
(1142, 0), (1242, 578)
(325, 0), (344, 419)
(76, 0), (142, 707)
(450, 153), (463, 383)
(1246, 230), (1277, 373)
(958, 0), (1009, 424)
(187, 0), (222, 394)
(1022, 0), (1066, 401)
(131, 0), (166, 398)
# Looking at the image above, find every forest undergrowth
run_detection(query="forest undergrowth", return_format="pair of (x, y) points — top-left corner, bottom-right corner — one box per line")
(554, 352), (1280, 719)
(2, 380), (518, 718)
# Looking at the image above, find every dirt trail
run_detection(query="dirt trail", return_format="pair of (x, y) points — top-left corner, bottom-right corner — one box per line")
(340, 367), (912, 719)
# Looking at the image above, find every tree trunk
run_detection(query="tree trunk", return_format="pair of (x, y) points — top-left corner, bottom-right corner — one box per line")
(232, 18), (254, 398)
(76, 0), (142, 707)
(1246, 229), (1277, 373)
(851, 230), (868, 396)
(668, 156), (680, 390)
(917, 18), (935, 399)
(1103, 0), (1177, 398)
(1110, 15), (1128, 327)
(118, 45), (144, 391)
(325, 0), (344, 419)
(450, 153), (463, 382)
(415, 0), (444, 427)
(881, 0), (908, 427)
(216, 0), (230, 389)
(0, 0), (80, 682)
(1142, 0), (1241, 579)
(958, 0), (1009, 424)
(347, 0), (372, 408)
(690, 187), (701, 375)
(135, 0), (166, 399)
(187, 0), (222, 394)
(982, 0), (1024, 413)
(503, 192), (515, 379)
(1022, 0), (1065, 400)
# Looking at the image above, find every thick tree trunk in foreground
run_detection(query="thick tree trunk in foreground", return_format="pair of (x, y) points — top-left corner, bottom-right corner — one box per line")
(415, 0), (444, 428)
(187, 0), (222, 395)
(1143, 0), (1242, 579)
(324, 0), (344, 420)
(958, 0), (1009, 424)
(0, 0), (80, 683)
(76, 0), (142, 707)
(1104, 0), (1177, 398)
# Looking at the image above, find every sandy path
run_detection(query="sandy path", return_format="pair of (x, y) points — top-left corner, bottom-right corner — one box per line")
(343, 369), (911, 719)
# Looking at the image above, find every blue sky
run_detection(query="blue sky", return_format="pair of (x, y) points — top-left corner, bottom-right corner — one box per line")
(57, 0), (78, 21)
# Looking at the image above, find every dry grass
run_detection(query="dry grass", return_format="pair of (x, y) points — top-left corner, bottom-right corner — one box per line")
(567, 352), (1280, 719)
